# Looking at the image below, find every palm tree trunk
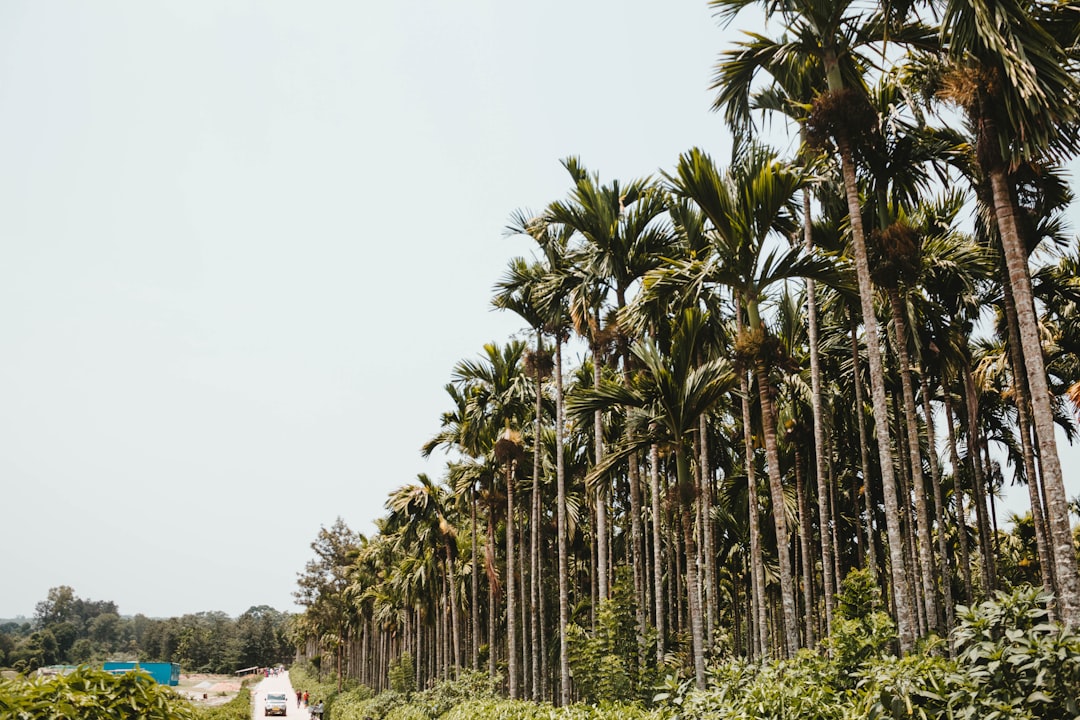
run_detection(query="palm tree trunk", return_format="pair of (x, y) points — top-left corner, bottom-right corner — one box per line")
(851, 316), (879, 581)
(989, 161), (1080, 627)
(794, 443), (816, 646)
(506, 460), (518, 698)
(887, 288), (940, 635)
(677, 447), (707, 689)
(650, 443), (666, 663)
(942, 388), (974, 604)
(737, 323), (768, 658)
(752, 352), (799, 656)
(920, 371), (955, 640)
(1000, 269), (1058, 603)
(447, 551), (462, 672)
(594, 341), (609, 605)
(487, 502), (498, 680)
(698, 416), (717, 650)
(554, 337), (571, 706)
(531, 332), (543, 699)
(803, 191), (835, 638)
(837, 136), (916, 651)
(961, 362), (996, 594)
(471, 488), (480, 671)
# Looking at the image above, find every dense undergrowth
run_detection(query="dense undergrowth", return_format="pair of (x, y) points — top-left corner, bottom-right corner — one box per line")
(3, 584), (1073, 719)
(290, 583), (1080, 720)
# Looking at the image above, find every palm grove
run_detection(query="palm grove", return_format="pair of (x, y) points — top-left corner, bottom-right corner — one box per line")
(293, 0), (1080, 704)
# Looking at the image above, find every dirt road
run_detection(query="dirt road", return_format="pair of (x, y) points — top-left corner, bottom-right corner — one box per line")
(251, 671), (320, 720)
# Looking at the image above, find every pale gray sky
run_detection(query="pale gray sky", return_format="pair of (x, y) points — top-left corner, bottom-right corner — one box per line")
(0, 1), (735, 619)
(0, 2), (1076, 622)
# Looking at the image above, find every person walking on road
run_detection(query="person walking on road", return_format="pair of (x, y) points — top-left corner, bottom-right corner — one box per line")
(296, 689), (302, 708)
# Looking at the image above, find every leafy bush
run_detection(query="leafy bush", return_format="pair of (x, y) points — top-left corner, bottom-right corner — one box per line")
(440, 698), (554, 720)
(950, 587), (1080, 719)
(389, 652), (416, 696)
(679, 655), (846, 720)
(827, 568), (897, 683)
(567, 568), (656, 704)
(0, 665), (196, 719)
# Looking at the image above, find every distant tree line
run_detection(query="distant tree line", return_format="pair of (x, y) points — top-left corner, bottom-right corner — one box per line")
(0, 586), (293, 674)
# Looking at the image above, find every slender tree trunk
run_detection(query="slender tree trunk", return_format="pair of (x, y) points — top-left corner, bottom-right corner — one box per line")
(650, 444), (666, 662)
(961, 363), (996, 594)
(677, 448), (707, 689)
(530, 332), (543, 699)
(920, 371), (954, 640)
(943, 388), (974, 603)
(745, 296), (799, 657)
(594, 338), (609, 604)
(887, 288), (940, 635)
(471, 489), (480, 671)
(989, 159), (1080, 627)
(555, 337), (571, 706)
(1001, 272), (1057, 603)
(837, 136), (915, 651)
(506, 459), (518, 698)
(803, 191), (835, 638)
(699, 416), (717, 650)
(794, 444), (816, 647)
(851, 317), (879, 581)
(447, 551), (462, 673)
(487, 502), (498, 680)
(738, 334), (768, 657)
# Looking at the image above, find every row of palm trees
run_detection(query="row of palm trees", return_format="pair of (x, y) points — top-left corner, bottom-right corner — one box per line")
(293, 0), (1080, 702)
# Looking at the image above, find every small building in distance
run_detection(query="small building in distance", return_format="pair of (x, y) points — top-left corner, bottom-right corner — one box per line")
(103, 661), (180, 686)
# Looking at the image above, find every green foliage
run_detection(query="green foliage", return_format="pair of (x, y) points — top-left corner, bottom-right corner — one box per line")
(1, 587), (292, 674)
(0, 665), (195, 719)
(440, 698), (553, 720)
(679, 655), (846, 720)
(567, 568), (654, 704)
(389, 651), (417, 696)
(950, 587), (1080, 719)
(410, 669), (499, 718)
(827, 569), (898, 682)
(194, 687), (251, 720)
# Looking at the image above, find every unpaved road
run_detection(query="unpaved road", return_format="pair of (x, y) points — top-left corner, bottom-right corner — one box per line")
(251, 671), (320, 720)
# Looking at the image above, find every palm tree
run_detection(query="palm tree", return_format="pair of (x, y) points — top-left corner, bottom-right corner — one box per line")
(546, 157), (673, 613)
(453, 341), (530, 696)
(386, 474), (463, 674)
(660, 144), (837, 656)
(938, 0), (1080, 625)
(568, 307), (737, 688)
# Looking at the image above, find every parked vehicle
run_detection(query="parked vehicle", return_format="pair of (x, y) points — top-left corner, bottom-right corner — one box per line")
(264, 692), (289, 716)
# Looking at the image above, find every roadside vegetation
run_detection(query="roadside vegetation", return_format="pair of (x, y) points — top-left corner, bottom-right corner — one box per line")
(0, 586), (293, 674)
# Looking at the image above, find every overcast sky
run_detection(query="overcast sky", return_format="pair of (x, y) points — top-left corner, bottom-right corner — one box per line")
(1, 2), (1076, 621)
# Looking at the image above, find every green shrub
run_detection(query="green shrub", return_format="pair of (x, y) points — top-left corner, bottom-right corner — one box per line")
(0, 665), (196, 719)
(567, 568), (656, 704)
(826, 569), (897, 684)
(440, 698), (553, 720)
(950, 586), (1080, 719)
(389, 652), (416, 696)
(679, 655), (846, 720)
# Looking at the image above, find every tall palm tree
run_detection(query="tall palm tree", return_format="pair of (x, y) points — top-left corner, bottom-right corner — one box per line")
(546, 158), (673, 611)
(453, 341), (530, 696)
(938, 0), (1080, 625)
(661, 144), (836, 656)
(568, 307), (737, 688)
(386, 474), (462, 674)
(709, 0), (929, 649)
